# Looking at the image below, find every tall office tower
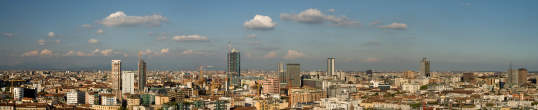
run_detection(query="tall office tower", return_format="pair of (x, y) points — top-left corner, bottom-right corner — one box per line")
(137, 55), (146, 93)
(110, 60), (122, 101)
(508, 69), (518, 87)
(227, 48), (241, 88)
(327, 57), (335, 76)
(518, 68), (528, 86)
(420, 57), (431, 77)
(287, 64), (301, 88)
(278, 63), (286, 84)
(122, 71), (135, 94)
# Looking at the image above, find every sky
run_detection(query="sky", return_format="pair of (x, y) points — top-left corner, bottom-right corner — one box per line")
(0, 0), (537, 71)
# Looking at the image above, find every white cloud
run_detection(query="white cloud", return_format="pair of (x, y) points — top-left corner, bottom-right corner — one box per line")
(48, 32), (55, 38)
(244, 14), (277, 30)
(64, 50), (75, 56)
(100, 49), (113, 56)
(96, 29), (104, 35)
(246, 34), (256, 39)
(366, 57), (379, 62)
(281, 8), (358, 26)
(22, 49), (54, 56)
(38, 39), (47, 46)
(182, 49), (195, 55)
(377, 22), (407, 30)
(22, 50), (39, 56)
(172, 34), (209, 42)
(40, 49), (53, 56)
(138, 48), (170, 56)
(100, 11), (167, 27)
(160, 48), (169, 54)
(88, 38), (99, 44)
(80, 24), (93, 28)
(139, 49), (153, 55)
(283, 50), (304, 59)
(2, 32), (14, 38)
(263, 51), (277, 59)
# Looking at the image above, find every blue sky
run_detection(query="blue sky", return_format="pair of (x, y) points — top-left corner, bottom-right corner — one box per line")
(0, 0), (537, 71)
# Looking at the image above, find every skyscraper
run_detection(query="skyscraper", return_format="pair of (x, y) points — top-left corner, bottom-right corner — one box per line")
(227, 48), (241, 88)
(420, 57), (431, 77)
(327, 57), (335, 76)
(287, 64), (301, 88)
(138, 55), (146, 93)
(278, 63), (286, 84)
(518, 68), (528, 86)
(110, 60), (122, 101)
(122, 71), (135, 94)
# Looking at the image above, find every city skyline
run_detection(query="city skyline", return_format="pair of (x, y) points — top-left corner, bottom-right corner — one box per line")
(1, 0), (537, 71)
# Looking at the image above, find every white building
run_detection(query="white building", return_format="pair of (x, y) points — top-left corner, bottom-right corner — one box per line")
(122, 71), (135, 94)
(67, 91), (85, 104)
(402, 84), (420, 93)
(13, 87), (24, 100)
(101, 95), (117, 106)
(320, 98), (355, 110)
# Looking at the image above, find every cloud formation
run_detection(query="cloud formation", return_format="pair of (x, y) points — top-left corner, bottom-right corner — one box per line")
(283, 50), (305, 59)
(366, 57), (379, 62)
(2, 32), (14, 38)
(22, 49), (53, 56)
(88, 38), (99, 44)
(172, 34), (209, 42)
(263, 51), (277, 59)
(38, 39), (46, 46)
(281, 8), (358, 26)
(96, 29), (104, 35)
(244, 14), (277, 30)
(138, 48), (170, 56)
(48, 32), (55, 38)
(100, 11), (167, 27)
(80, 24), (93, 28)
(377, 22), (407, 30)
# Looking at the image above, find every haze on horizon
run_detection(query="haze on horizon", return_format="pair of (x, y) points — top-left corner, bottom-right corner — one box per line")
(1, 0), (537, 71)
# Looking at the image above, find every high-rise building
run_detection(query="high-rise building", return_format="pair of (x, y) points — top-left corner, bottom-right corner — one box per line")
(138, 55), (146, 93)
(518, 68), (528, 86)
(420, 57), (431, 77)
(110, 60), (122, 101)
(287, 64), (301, 88)
(278, 63), (286, 84)
(227, 48), (241, 88)
(327, 57), (335, 76)
(122, 71), (135, 94)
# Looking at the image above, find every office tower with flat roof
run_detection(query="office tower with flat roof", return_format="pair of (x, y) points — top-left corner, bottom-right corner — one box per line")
(138, 55), (146, 93)
(227, 48), (241, 88)
(110, 60), (122, 101)
(420, 57), (431, 77)
(327, 57), (335, 76)
(122, 71), (135, 94)
(278, 63), (286, 83)
(287, 64), (301, 88)
(518, 68), (528, 86)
